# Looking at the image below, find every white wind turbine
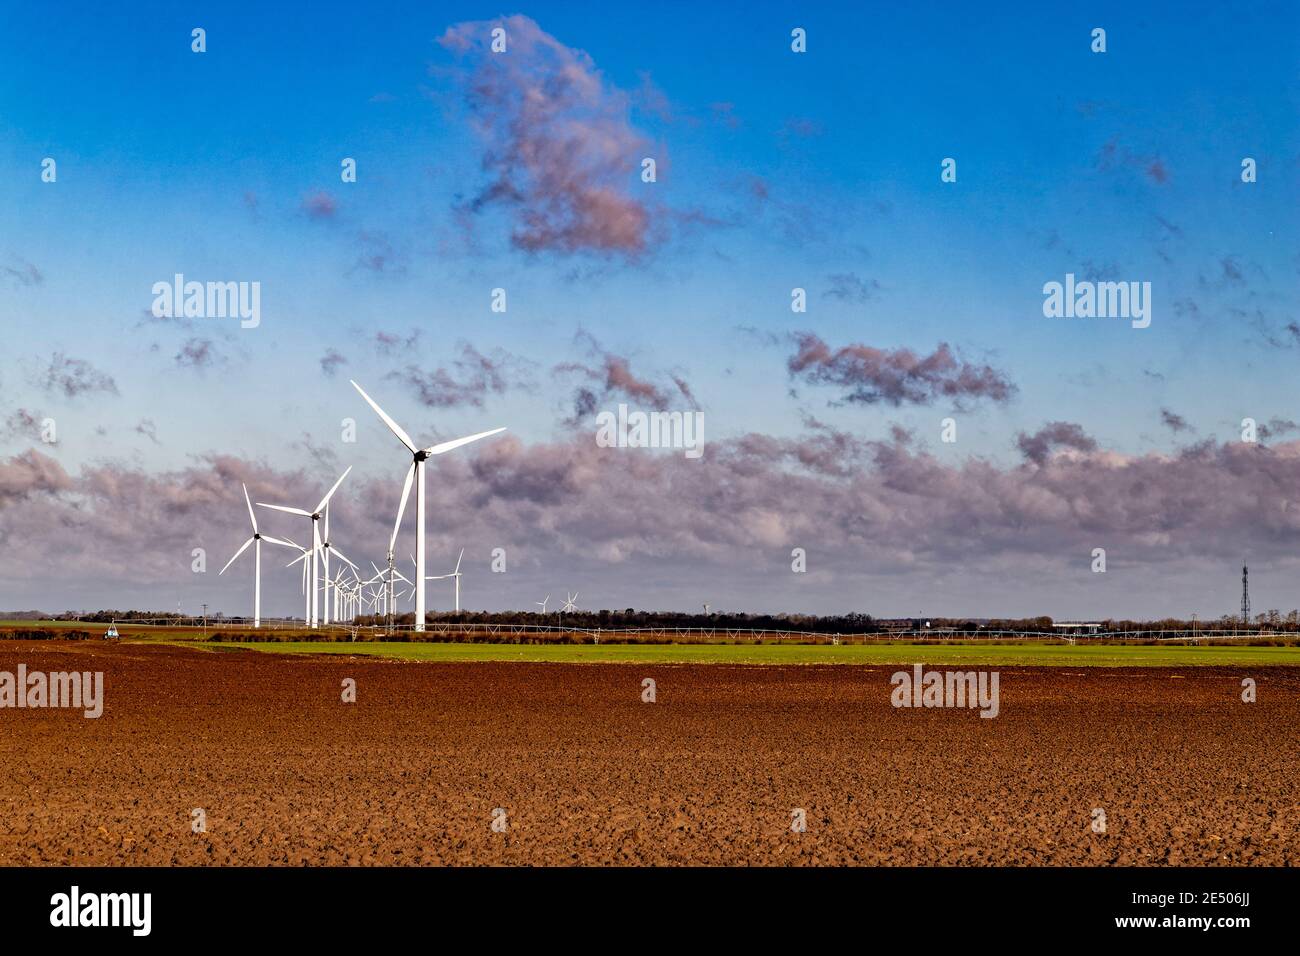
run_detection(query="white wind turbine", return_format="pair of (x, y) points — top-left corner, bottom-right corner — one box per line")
(333, 566), (361, 622)
(536, 595), (550, 614)
(218, 483), (297, 628)
(425, 548), (465, 613)
(370, 560), (414, 627)
(258, 466), (352, 628)
(558, 591), (578, 628)
(284, 540), (312, 623)
(350, 380), (506, 632)
(317, 506), (363, 626)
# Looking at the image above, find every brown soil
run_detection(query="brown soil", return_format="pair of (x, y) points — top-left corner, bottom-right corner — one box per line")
(0, 641), (1296, 865)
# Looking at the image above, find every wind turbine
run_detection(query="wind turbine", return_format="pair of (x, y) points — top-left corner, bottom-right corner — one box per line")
(258, 466), (352, 627)
(425, 549), (465, 613)
(350, 380), (506, 632)
(536, 595), (550, 614)
(371, 560), (414, 629)
(559, 591), (578, 629)
(285, 540), (312, 623)
(316, 506), (363, 626)
(218, 483), (296, 628)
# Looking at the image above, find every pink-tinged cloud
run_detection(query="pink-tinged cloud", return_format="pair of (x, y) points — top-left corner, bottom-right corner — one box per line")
(175, 338), (220, 370)
(301, 190), (339, 220)
(319, 349), (347, 378)
(0, 449), (71, 505)
(37, 353), (119, 399)
(1016, 422), (1098, 465)
(555, 331), (695, 422)
(388, 342), (530, 409)
(6, 434), (1300, 615)
(1096, 137), (1170, 185)
(2, 408), (44, 443)
(787, 333), (1015, 408)
(439, 15), (653, 257)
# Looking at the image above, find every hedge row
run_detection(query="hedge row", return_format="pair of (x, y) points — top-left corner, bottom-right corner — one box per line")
(0, 628), (92, 640)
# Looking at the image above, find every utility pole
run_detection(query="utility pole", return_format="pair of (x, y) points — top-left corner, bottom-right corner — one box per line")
(1241, 565), (1250, 625)
(201, 603), (208, 638)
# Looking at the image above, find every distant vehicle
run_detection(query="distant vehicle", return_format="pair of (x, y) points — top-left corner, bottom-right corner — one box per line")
(105, 625), (120, 641)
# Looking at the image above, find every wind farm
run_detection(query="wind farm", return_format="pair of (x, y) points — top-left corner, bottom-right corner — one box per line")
(202, 381), (508, 635)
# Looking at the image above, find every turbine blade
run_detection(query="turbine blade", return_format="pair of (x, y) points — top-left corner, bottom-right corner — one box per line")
(350, 380), (418, 453)
(454, 548), (463, 573)
(260, 535), (296, 549)
(425, 426), (507, 456)
(315, 465), (353, 513)
(331, 546), (361, 573)
(259, 503), (312, 517)
(242, 483), (258, 532)
(389, 462), (415, 554)
(219, 537), (255, 575)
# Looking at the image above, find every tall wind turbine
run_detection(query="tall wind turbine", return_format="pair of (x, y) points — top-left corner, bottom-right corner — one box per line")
(258, 466), (352, 627)
(350, 380), (506, 632)
(218, 483), (296, 628)
(426, 548), (464, 613)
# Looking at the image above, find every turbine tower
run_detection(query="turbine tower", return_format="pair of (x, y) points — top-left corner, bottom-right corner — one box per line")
(322, 505), (332, 626)
(350, 380), (506, 632)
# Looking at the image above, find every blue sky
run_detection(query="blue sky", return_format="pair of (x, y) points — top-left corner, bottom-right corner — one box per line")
(0, 2), (1297, 618)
